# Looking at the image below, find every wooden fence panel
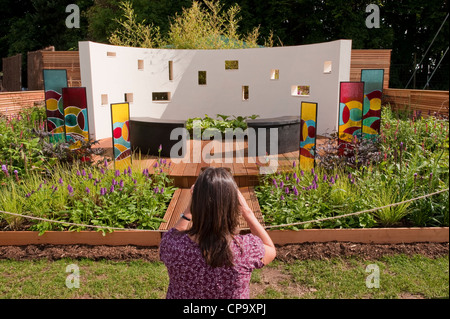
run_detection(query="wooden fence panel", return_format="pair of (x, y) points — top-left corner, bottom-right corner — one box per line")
(2, 54), (22, 91)
(350, 49), (392, 89)
(27, 50), (80, 90)
(0, 90), (45, 118)
(383, 88), (449, 116)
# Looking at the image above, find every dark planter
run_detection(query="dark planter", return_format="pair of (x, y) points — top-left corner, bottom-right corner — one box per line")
(247, 116), (300, 156)
(130, 117), (186, 158)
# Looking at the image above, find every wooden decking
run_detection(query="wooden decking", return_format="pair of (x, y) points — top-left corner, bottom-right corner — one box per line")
(95, 138), (324, 188)
(158, 186), (264, 230)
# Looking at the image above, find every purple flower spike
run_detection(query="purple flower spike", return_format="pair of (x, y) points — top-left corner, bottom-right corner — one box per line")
(100, 188), (107, 196)
(300, 170), (304, 177)
(285, 187), (289, 194)
(293, 172), (297, 180)
(2, 165), (9, 177)
(104, 160), (108, 167)
(76, 170), (81, 176)
(293, 187), (299, 196)
(88, 173), (93, 179)
(292, 161), (296, 168)
(127, 166), (132, 175)
(100, 168), (105, 175)
(85, 187), (90, 194)
(82, 169), (86, 177)
(330, 177), (335, 184)
(160, 187), (164, 194)
(58, 178), (63, 185)
(158, 144), (162, 152)
(286, 175), (289, 181)
(67, 184), (74, 196)
(110, 185), (115, 193)
(115, 170), (120, 177)
(280, 181), (284, 188)
(280, 195), (285, 201)
(154, 162), (159, 168)
(119, 179), (124, 188)
(323, 175), (327, 182)
(311, 168), (315, 175)
(272, 179), (277, 187)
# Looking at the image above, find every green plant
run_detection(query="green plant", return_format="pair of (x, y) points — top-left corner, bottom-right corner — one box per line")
(185, 114), (259, 138)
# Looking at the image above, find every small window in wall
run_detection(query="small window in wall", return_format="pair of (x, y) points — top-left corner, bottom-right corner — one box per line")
(101, 94), (108, 105)
(291, 85), (310, 96)
(124, 93), (134, 103)
(107, 52), (116, 57)
(324, 61), (332, 74)
(152, 92), (171, 102)
(138, 59), (144, 70)
(168, 61), (173, 80)
(242, 86), (249, 101)
(225, 60), (239, 70)
(270, 69), (279, 80)
(198, 71), (207, 85)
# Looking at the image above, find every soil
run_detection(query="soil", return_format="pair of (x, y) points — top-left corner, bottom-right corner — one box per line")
(0, 241), (448, 262)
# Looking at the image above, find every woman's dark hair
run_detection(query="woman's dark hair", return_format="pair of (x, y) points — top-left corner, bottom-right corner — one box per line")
(186, 167), (240, 268)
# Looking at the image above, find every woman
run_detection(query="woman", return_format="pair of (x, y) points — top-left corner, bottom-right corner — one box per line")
(159, 167), (276, 299)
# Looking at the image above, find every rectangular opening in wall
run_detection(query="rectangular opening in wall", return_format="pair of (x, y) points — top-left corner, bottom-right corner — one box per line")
(152, 92), (171, 102)
(291, 85), (310, 96)
(101, 94), (108, 105)
(106, 52), (116, 57)
(168, 61), (173, 80)
(138, 59), (144, 70)
(242, 86), (249, 101)
(270, 69), (279, 80)
(225, 60), (239, 70)
(324, 61), (332, 74)
(198, 71), (207, 85)
(124, 93), (134, 103)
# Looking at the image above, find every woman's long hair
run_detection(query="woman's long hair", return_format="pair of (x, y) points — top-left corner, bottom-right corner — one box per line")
(186, 167), (240, 268)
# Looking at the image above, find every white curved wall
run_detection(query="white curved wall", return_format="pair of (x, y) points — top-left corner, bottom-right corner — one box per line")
(79, 40), (351, 140)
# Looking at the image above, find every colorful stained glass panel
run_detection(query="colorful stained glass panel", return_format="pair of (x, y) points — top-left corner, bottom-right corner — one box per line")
(43, 69), (67, 143)
(361, 69), (384, 138)
(62, 87), (89, 149)
(338, 82), (364, 145)
(299, 102), (318, 171)
(111, 103), (132, 171)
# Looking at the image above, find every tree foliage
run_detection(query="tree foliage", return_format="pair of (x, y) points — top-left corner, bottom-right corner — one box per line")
(0, 0), (448, 89)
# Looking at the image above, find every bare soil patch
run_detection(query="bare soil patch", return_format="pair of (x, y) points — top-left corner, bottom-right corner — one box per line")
(0, 241), (447, 262)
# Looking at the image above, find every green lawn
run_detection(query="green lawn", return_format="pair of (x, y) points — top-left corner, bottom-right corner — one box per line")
(0, 254), (448, 299)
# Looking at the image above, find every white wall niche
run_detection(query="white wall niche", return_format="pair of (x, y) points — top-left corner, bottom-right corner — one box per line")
(324, 61), (332, 74)
(291, 85), (310, 97)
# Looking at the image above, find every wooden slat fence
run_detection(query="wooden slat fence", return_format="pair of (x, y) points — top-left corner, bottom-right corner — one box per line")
(350, 49), (392, 89)
(1, 54), (22, 92)
(0, 90), (45, 119)
(27, 50), (81, 90)
(383, 88), (449, 116)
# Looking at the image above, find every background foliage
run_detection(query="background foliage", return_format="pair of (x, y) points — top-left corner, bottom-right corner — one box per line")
(0, 0), (448, 90)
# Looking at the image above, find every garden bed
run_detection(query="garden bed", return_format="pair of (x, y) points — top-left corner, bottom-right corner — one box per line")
(0, 227), (447, 247)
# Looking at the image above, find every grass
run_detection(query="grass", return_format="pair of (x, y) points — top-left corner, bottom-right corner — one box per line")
(0, 254), (448, 299)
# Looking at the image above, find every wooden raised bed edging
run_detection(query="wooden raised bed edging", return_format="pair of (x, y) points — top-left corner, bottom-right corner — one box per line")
(267, 227), (449, 246)
(0, 227), (448, 247)
(0, 231), (161, 247)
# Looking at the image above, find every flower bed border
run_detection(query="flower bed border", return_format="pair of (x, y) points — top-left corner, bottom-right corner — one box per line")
(0, 227), (447, 247)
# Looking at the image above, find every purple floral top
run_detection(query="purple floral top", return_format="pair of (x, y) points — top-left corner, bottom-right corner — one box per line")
(160, 228), (265, 299)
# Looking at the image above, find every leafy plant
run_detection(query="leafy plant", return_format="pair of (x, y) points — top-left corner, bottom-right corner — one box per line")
(185, 114), (259, 139)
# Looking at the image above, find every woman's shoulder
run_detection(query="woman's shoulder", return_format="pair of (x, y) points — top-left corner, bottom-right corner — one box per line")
(161, 228), (187, 246)
(234, 233), (264, 248)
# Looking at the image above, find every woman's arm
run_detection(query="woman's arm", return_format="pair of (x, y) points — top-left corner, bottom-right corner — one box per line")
(238, 190), (276, 265)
